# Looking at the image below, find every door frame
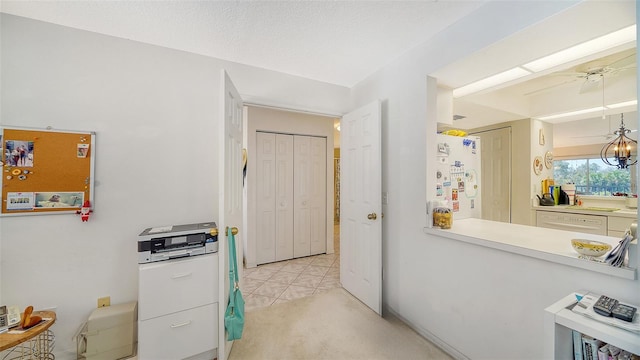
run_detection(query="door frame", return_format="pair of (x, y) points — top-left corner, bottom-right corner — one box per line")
(244, 106), (337, 268)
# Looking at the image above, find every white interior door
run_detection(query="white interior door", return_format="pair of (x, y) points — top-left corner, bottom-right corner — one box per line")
(340, 100), (382, 315)
(294, 135), (311, 258)
(256, 132), (294, 265)
(473, 127), (511, 223)
(256, 132), (276, 264)
(219, 70), (244, 360)
(275, 134), (294, 261)
(309, 136), (327, 255)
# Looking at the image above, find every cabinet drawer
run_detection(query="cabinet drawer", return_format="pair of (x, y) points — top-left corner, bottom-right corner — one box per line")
(139, 254), (218, 320)
(608, 216), (635, 232)
(608, 230), (627, 238)
(536, 211), (607, 235)
(138, 303), (218, 360)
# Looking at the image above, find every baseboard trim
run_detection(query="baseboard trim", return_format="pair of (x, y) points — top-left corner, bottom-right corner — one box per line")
(383, 305), (470, 360)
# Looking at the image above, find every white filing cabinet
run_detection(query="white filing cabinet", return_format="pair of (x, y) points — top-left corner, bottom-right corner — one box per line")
(138, 253), (219, 360)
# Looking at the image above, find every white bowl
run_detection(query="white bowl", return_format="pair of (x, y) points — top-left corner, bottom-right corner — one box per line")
(571, 239), (612, 257)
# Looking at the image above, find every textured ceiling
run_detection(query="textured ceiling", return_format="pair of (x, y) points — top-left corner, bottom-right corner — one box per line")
(3, 1), (637, 148)
(0, 0), (485, 87)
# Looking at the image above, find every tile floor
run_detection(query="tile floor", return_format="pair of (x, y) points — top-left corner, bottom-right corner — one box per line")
(242, 224), (341, 311)
(242, 253), (341, 311)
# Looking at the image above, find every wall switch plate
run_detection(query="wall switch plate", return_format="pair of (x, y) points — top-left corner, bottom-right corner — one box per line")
(382, 192), (389, 205)
(97, 296), (110, 308)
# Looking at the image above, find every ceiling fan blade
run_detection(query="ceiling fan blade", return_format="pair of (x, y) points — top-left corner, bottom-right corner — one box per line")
(552, 71), (588, 76)
(524, 78), (580, 96)
(608, 53), (636, 69)
(579, 78), (602, 93)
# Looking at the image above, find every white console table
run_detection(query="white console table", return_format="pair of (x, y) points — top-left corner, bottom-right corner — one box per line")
(544, 293), (640, 359)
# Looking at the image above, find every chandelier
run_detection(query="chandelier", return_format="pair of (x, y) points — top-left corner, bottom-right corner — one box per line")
(601, 114), (637, 169)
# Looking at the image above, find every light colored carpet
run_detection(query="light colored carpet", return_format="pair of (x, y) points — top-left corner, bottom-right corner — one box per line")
(228, 288), (453, 360)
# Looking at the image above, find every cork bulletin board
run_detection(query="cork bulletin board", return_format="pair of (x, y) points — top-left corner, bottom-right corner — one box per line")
(1, 127), (95, 216)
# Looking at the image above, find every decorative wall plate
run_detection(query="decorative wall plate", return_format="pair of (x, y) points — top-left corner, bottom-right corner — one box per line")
(544, 151), (553, 169)
(533, 156), (543, 175)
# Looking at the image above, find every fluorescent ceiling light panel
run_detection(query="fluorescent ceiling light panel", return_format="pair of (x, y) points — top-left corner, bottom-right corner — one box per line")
(453, 67), (531, 98)
(607, 100), (638, 109)
(522, 25), (637, 72)
(537, 107), (605, 120)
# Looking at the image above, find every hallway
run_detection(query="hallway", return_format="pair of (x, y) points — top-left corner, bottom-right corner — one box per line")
(242, 225), (340, 311)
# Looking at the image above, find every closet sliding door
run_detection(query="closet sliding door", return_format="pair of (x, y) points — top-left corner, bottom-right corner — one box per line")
(256, 132), (294, 265)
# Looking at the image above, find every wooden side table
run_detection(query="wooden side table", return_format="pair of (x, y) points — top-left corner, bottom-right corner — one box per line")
(0, 311), (56, 360)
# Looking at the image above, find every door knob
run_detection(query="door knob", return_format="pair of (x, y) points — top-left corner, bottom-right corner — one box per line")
(225, 226), (239, 235)
(367, 213), (377, 220)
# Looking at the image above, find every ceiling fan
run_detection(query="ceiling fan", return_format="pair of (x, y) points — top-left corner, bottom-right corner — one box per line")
(553, 51), (636, 94)
(525, 50), (636, 96)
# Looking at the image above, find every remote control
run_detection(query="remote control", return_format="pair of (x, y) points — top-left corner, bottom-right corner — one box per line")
(593, 295), (619, 317)
(612, 303), (637, 322)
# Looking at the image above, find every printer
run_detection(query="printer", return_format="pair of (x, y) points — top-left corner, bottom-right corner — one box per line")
(137, 222), (218, 264)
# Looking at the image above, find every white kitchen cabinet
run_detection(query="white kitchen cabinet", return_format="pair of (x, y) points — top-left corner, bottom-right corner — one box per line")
(608, 216), (635, 238)
(536, 210), (608, 235)
(544, 293), (640, 359)
(138, 254), (219, 360)
(256, 132), (326, 264)
(535, 208), (636, 237)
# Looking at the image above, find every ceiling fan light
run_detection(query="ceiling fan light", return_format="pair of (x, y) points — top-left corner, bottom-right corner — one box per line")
(522, 25), (636, 72)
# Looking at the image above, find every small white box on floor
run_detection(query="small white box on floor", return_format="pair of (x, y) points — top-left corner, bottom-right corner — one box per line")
(77, 301), (138, 360)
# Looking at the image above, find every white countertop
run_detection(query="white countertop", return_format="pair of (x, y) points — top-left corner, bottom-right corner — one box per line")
(533, 205), (637, 218)
(424, 218), (637, 280)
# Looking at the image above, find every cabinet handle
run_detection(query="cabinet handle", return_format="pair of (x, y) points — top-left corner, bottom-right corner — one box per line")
(170, 320), (192, 328)
(171, 272), (192, 279)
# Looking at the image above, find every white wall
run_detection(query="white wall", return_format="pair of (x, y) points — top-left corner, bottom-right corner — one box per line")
(0, 14), (348, 358)
(245, 106), (337, 268)
(352, 1), (640, 359)
(532, 119), (555, 196)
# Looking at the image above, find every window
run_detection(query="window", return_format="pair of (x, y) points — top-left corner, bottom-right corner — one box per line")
(553, 158), (634, 195)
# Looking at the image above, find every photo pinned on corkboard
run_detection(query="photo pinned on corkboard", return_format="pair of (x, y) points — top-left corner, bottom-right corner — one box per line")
(1, 126), (95, 216)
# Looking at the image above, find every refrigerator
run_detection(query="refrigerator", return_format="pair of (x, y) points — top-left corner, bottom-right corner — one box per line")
(432, 133), (482, 221)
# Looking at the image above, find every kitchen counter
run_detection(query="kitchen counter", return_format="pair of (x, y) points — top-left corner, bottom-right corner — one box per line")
(532, 204), (637, 218)
(424, 218), (637, 280)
